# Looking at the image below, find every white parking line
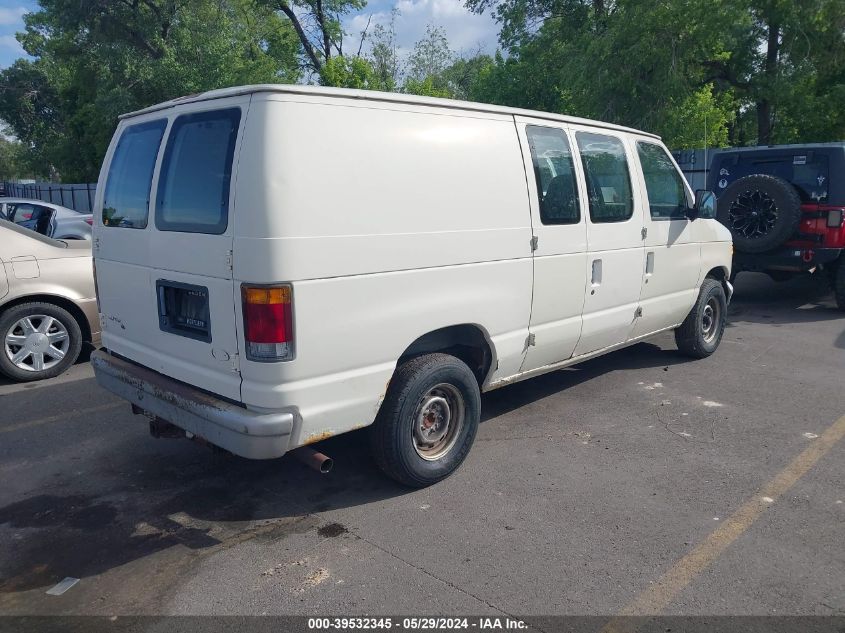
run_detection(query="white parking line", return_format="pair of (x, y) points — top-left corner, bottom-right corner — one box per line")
(601, 412), (845, 631)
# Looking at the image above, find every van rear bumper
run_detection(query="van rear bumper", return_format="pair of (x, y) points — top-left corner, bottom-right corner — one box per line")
(91, 350), (294, 459)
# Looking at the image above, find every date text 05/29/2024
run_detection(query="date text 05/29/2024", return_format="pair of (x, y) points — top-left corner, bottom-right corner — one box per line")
(307, 618), (528, 630)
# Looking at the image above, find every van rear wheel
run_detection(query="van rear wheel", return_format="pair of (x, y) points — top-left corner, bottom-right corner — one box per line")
(675, 279), (727, 359)
(370, 353), (480, 488)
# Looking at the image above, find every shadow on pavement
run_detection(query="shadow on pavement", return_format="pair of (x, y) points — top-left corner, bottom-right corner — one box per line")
(482, 341), (686, 422)
(0, 424), (405, 594)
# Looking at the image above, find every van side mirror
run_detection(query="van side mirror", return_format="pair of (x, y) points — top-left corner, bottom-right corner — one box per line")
(688, 189), (716, 221)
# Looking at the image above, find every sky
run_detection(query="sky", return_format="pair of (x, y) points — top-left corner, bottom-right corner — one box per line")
(0, 1), (34, 68)
(344, 0), (500, 59)
(0, 0), (500, 70)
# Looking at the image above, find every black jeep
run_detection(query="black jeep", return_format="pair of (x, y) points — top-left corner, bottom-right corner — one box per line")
(710, 143), (845, 309)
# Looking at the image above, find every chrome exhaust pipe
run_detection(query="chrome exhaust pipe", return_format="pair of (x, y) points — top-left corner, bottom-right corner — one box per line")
(292, 447), (333, 474)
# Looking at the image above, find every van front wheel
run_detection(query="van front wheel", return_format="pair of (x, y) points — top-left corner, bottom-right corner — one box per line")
(674, 279), (727, 359)
(370, 353), (481, 488)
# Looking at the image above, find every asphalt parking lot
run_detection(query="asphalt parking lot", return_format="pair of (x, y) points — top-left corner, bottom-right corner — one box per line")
(0, 272), (843, 621)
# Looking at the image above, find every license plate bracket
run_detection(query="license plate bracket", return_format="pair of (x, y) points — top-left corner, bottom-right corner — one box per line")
(156, 280), (212, 343)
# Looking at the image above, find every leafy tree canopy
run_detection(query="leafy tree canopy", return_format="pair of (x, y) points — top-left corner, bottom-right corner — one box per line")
(0, 0), (301, 181)
(465, 0), (845, 147)
(2, 0), (843, 181)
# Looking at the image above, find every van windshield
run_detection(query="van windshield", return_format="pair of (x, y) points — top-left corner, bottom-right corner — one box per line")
(103, 120), (167, 228)
(155, 108), (241, 235)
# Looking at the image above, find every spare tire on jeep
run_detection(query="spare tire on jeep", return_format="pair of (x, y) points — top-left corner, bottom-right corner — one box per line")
(717, 174), (802, 253)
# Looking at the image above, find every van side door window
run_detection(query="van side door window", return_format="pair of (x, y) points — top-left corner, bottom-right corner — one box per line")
(525, 125), (580, 225)
(576, 132), (634, 223)
(636, 142), (689, 220)
(102, 119), (167, 228)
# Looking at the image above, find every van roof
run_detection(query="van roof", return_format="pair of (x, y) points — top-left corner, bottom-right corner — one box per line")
(120, 84), (660, 140)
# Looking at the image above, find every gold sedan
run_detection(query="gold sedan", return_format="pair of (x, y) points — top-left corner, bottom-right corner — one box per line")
(0, 219), (100, 382)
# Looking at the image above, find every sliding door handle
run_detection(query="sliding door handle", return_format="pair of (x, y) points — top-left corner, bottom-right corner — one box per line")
(591, 259), (603, 286)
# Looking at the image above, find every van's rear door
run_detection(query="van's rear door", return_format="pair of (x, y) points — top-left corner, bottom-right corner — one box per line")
(95, 96), (250, 401)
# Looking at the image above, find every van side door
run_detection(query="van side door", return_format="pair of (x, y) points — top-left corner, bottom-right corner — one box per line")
(571, 129), (646, 356)
(630, 140), (700, 338)
(515, 119), (588, 371)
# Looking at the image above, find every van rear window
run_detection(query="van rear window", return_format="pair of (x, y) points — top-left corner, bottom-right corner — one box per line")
(155, 108), (241, 235)
(102, 119), (167, 228)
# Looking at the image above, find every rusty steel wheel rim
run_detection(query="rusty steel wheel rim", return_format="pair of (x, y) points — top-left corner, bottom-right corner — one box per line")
(412, 383), (465, 461)
(701, 297), (721, 344)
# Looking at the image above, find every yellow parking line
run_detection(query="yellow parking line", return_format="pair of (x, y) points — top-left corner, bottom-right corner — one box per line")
(0, 402), (125, 434)
(603, 413), (845, 632)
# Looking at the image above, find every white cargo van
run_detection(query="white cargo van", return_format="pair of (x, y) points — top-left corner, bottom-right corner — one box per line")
(91, 85), (732, 487)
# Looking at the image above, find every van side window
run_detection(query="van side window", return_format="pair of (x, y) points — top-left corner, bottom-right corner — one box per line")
(102, 119), (167, 228)
(525, 125), (580, 225)
(155, 108), (241, 235)
(637, 142), (689, 219)
(576, 132), (633, 223)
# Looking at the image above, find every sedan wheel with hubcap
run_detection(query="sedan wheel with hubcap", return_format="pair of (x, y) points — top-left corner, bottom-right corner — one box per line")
(5, 315), (70, 373)
(0, 302), (83, 382)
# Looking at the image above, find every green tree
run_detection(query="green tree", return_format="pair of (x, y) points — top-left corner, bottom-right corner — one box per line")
(661, 86), (735, 149)
(403, 76), (453, 98)
(261, 0), (366, 75)
(0, 137), (27, 180)
(367, 10), (402, 91)
(320, 55), (383, 88)
(405, 25), (453, 94)
(442, 54), (495, 101)
(0, 0), (301, 181)
(403, 25), (494, 99)
(467, 0), (845, 146)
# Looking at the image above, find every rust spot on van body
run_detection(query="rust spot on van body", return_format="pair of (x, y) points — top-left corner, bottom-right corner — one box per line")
(302, 430), (334, 445)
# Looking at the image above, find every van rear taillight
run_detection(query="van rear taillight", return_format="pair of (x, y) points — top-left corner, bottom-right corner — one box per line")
(242, 285), (294, 362)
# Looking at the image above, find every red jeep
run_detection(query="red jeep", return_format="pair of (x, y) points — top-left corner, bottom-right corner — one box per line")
(711, 143), (845, 309)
